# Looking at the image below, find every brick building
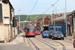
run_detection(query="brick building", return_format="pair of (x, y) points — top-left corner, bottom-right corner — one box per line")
(50, 13), (73, 36)
(67, 10), (75, 38)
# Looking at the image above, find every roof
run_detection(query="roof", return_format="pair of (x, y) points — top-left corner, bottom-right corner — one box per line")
(9, 1), (14, 10)
(52, 16), (66, 22)
(2, 0), (14, 10)
(67, 10), (75, 16)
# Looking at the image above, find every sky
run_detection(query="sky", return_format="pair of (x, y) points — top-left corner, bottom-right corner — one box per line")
(10, 0), (75, 15)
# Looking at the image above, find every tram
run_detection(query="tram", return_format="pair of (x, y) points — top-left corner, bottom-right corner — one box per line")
(25, 24), (36, 37)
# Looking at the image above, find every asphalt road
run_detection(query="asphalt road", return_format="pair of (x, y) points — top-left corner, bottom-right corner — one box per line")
(27, 35), (75, 50)
(0, 33), (75, 50)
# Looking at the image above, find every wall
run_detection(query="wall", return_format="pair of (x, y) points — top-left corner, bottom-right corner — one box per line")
(67, 16), (72, 36)
(0, 26), (4, 41)
(0, 0), (15, 42)
(12, 11), (15, 38)
(2, 2), (11, 42)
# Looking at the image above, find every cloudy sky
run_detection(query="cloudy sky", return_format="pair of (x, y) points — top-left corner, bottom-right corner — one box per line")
(10, 0), (75, 15)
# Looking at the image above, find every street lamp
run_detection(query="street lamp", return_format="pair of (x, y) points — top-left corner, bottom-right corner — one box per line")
(52, 4), (56, 31)
(65, 0), (67, 37)
(43, 14), (46, 26)
(34, 16), (38, 26)
(51, 4), (54, 24)
(36, 16), (38, 20)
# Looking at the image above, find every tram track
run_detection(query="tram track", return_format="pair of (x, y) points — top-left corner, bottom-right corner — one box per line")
(28, 38), (40, 50)
(35, 38), (57, 50)
(38, 35), (73, 44)
(53, 40), (66, 50)
(28, 37), (56, 50)
(45, 37), (74, 50)
(36, 36), (66, 50)
(27, 35), (73, 50)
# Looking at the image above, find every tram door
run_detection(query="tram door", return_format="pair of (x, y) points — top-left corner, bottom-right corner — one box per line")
(73, 18), (75, 38)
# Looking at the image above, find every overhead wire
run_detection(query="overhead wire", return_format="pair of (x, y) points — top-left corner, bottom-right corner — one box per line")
(38, 0), (59, 19)
(28, 0), (59, 21)
(42, 0), (59, 14)
(28, 0), (38, 15)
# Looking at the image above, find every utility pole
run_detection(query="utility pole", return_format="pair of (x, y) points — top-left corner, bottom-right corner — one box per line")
(65, 0), (67, 37)
(19, 10), (21, 28)
(52, 4), (55, 31)
(36, 16), (38, 24)
(23, 24), (24, 28)
(43, 15), (47, 26)
(42, 14), (45, 26)
(55, 7), (57, 30)
(43, 16), (44, 26)
(51, 10), (53, 24)
(55, 7), (57, 20)
(29, 16), (30, 21)
(53, 4), (54, 24)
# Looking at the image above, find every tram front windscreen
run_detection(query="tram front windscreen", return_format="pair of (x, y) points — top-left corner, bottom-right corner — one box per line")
(27, 26), (34, 32)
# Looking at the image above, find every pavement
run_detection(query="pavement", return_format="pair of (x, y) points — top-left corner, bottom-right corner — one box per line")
(65, 36), (74, 41)
(0, 32), (33, 50)
(10, 33), (24, 44)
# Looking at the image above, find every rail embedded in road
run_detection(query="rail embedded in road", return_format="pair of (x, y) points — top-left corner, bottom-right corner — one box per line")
(28, 38), (40, 50)
(36, 36), (66, 50)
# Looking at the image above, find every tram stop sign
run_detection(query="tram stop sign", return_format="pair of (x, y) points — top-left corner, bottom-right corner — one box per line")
(17, 22), (19, 26)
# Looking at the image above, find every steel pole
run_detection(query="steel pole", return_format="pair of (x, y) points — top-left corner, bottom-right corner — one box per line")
(19, 10), (21, 27)
(43, 17), (44, 26)
(43, 15), (45, 26)
(29, 15), (30, 21)
(55, 7), (57, 30)
(65, 0), (67, 37)
(52, 4), (55, 31)
(19, 15), (20, 27)
(51, 12), (53, 24)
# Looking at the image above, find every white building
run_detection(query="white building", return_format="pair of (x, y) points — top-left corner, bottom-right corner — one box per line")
(0, 0), (15, 42)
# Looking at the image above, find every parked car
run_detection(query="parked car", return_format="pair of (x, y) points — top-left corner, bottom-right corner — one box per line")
(42, 31), (49, 38)
(20, 29), (23, 33)
(36, 30), (41, 35)
(49, 30), (55, 38)
(52, 31), (64, 40)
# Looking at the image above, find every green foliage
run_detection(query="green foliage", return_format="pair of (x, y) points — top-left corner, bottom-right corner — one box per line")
(15, 14), (51, 21)
(15, 14), (51, 25)
(15, 15), (27, 21)
(29, 14), (51, 21)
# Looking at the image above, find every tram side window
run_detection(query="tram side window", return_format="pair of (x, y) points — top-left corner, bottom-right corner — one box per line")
(0, 4), (3, 22)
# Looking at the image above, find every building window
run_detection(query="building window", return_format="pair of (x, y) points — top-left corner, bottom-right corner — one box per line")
(0, 4), (3, 22)
(2, 0), (9, 4)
